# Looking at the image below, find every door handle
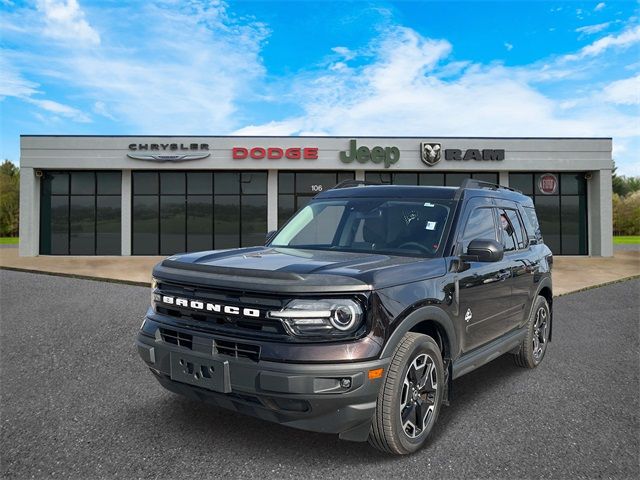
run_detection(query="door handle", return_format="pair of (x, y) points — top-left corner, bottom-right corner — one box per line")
(494, 270), (510, 281)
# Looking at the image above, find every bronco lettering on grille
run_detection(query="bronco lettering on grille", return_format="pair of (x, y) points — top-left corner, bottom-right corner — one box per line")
(160, 295), (260, 317)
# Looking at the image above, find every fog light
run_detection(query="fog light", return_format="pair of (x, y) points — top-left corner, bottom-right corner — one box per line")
(340, 378), (352, 389)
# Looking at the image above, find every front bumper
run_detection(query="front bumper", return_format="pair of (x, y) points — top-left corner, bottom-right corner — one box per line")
(136, 320), (389, 442)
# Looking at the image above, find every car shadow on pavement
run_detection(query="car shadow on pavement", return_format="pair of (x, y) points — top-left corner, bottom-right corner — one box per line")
(129, 353), (528, 463)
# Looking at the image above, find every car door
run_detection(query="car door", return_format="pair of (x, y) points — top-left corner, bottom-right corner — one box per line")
(499, 205), (539, 330)
(456, 203), (513, 353)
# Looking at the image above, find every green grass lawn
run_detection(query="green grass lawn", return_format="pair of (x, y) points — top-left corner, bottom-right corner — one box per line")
(614, 236), (640, 245)
(0, 237), (19, 245)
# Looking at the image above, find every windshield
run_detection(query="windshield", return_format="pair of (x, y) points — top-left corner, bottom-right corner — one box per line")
(270, 198), (453, 257)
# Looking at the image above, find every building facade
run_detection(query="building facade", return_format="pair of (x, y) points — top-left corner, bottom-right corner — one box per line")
(19, 135), (613, 257)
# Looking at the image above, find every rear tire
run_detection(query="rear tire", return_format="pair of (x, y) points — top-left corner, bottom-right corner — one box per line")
(514, 295), (550, 368)
(368, 332), (444, 455)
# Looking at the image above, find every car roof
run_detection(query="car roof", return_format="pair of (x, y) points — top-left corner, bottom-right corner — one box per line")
(316, 184), (532, 204)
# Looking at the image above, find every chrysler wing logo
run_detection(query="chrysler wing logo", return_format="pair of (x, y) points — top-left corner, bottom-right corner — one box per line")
(127, 153), (211, 162)
(420, 142), (441, 166)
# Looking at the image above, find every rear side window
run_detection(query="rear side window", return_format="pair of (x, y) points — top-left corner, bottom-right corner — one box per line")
(462, 208), (497, 252)
(523, 206), (543, 243)
(499, 208), (529, 251)
(498, 210), (517, 252)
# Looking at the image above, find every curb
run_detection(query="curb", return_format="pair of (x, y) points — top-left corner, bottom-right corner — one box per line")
(554, 274), (640, 297)
(0, 266), (151, 288)
(2, 265), (639, 296)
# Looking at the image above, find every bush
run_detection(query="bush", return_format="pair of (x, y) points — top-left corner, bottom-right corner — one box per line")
(0, 160), (19, 237)
(613, 191), (640, 236)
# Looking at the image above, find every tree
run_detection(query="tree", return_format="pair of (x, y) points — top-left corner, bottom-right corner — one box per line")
(0, 160), (20, 237)
(612, 161), (640, 197)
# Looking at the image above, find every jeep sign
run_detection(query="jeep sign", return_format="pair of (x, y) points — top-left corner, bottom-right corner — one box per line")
(339, 140), (400, 168)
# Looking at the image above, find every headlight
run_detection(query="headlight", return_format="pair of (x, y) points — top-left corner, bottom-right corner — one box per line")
(269, 299), (364, 337)
(151, 277), (160, 311)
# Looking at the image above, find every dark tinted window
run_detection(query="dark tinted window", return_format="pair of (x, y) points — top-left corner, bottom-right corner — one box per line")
(50, 196), (69, 254)
(186, 195), (213, 252)
(497, 209), (517, 252)
(535, 196), (560, 254)
(71, 172), (95, 195)
(96, 196), (121, 254)
(509, 174), (533, 195)
(523, 206), (542, 242)
(40, 171), (121, 255)
(241, 172), (267, 194)
(472, 173), (499, 184)
(445, 173), (471, 187)
(160, 196), (186, 254)
(506, 209), (526, 249)
(49, 172), (69, 195)
(132, 196), (159, 255)
(69, 196), (95, 254)
(462, 208), (496, 252)
(215, 172), (239, 194)
(160, 172), (185, 195)
(187, 173), (212, 194)
(97, 172), (121, 195)
(419, 173), (445, 186)
(133, 172), (158, 195)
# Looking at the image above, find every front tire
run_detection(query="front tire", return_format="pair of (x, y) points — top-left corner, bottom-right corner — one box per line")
(514, 295), (550, 368)
(368, 332), (444, 455)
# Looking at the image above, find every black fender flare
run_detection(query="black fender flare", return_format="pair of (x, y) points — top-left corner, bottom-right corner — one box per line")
(379, 305), (458, 360)
(532, 276), (553, 341)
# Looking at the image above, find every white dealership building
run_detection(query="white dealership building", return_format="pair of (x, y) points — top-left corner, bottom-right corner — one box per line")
(19, 135), (613, 257)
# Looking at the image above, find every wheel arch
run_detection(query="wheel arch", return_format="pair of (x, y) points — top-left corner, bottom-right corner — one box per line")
(536, 279), (553, 341)
(379, 306), (457, 361)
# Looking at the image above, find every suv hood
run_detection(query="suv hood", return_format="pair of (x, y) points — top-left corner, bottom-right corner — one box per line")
(153, 246), (447, 294)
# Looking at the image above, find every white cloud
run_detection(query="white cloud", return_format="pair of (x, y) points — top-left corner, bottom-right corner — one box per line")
(36, 0), (100, 46)
(24, 97), (91, 122)
(595, 3), (606, 12)
(235, 25), (639, 174)
(332, 46), (356, 61)
(0, 55), (40, 98)
(576, 22), (611, 35)
(602, 75), (640, 105)
(564, 25), (640, 61)
(2, 1), (269, 133)
(504, 42), (513, 51)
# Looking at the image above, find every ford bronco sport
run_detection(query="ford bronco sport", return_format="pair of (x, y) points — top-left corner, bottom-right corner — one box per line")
(136, 179), (553, 454)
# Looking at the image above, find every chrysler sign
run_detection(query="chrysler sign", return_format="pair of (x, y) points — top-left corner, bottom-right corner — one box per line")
(127, 143), (211, 162)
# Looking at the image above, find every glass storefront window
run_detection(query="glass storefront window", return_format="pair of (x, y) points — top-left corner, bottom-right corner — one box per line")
(132, 171), (267, 255)
(365, 172), (497, 187)
(508, 172), (587, 255)
(40, 171), (122, 255)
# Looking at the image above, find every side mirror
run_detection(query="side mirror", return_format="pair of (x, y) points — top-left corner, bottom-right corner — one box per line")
(265, 230), (277, 245)
(461, 239), (504, 263)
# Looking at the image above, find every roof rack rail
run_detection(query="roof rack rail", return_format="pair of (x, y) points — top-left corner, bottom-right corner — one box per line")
(331, 179), (380, 189)
(454, 179), (521, 199)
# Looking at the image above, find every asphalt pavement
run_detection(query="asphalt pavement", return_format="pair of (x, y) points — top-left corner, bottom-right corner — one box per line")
(1, 270), (638, 479)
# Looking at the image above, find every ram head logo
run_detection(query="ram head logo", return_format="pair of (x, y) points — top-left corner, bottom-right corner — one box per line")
(420, 142), (442, 166)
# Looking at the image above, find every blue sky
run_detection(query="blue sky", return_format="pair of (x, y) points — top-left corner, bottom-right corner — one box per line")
(1, 0), (639, 175)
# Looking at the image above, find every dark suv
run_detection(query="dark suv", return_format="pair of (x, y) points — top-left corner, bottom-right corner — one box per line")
(136, 180), (553, 455)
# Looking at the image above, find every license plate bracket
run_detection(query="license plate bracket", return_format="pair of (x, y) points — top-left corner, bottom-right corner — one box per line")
(169, 352), (231, 393)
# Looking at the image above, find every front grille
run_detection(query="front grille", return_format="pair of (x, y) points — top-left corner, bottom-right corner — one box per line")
(154, 281), (289, 339)
(214, 339), (260, 362)
(160, 328), (193, 349)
